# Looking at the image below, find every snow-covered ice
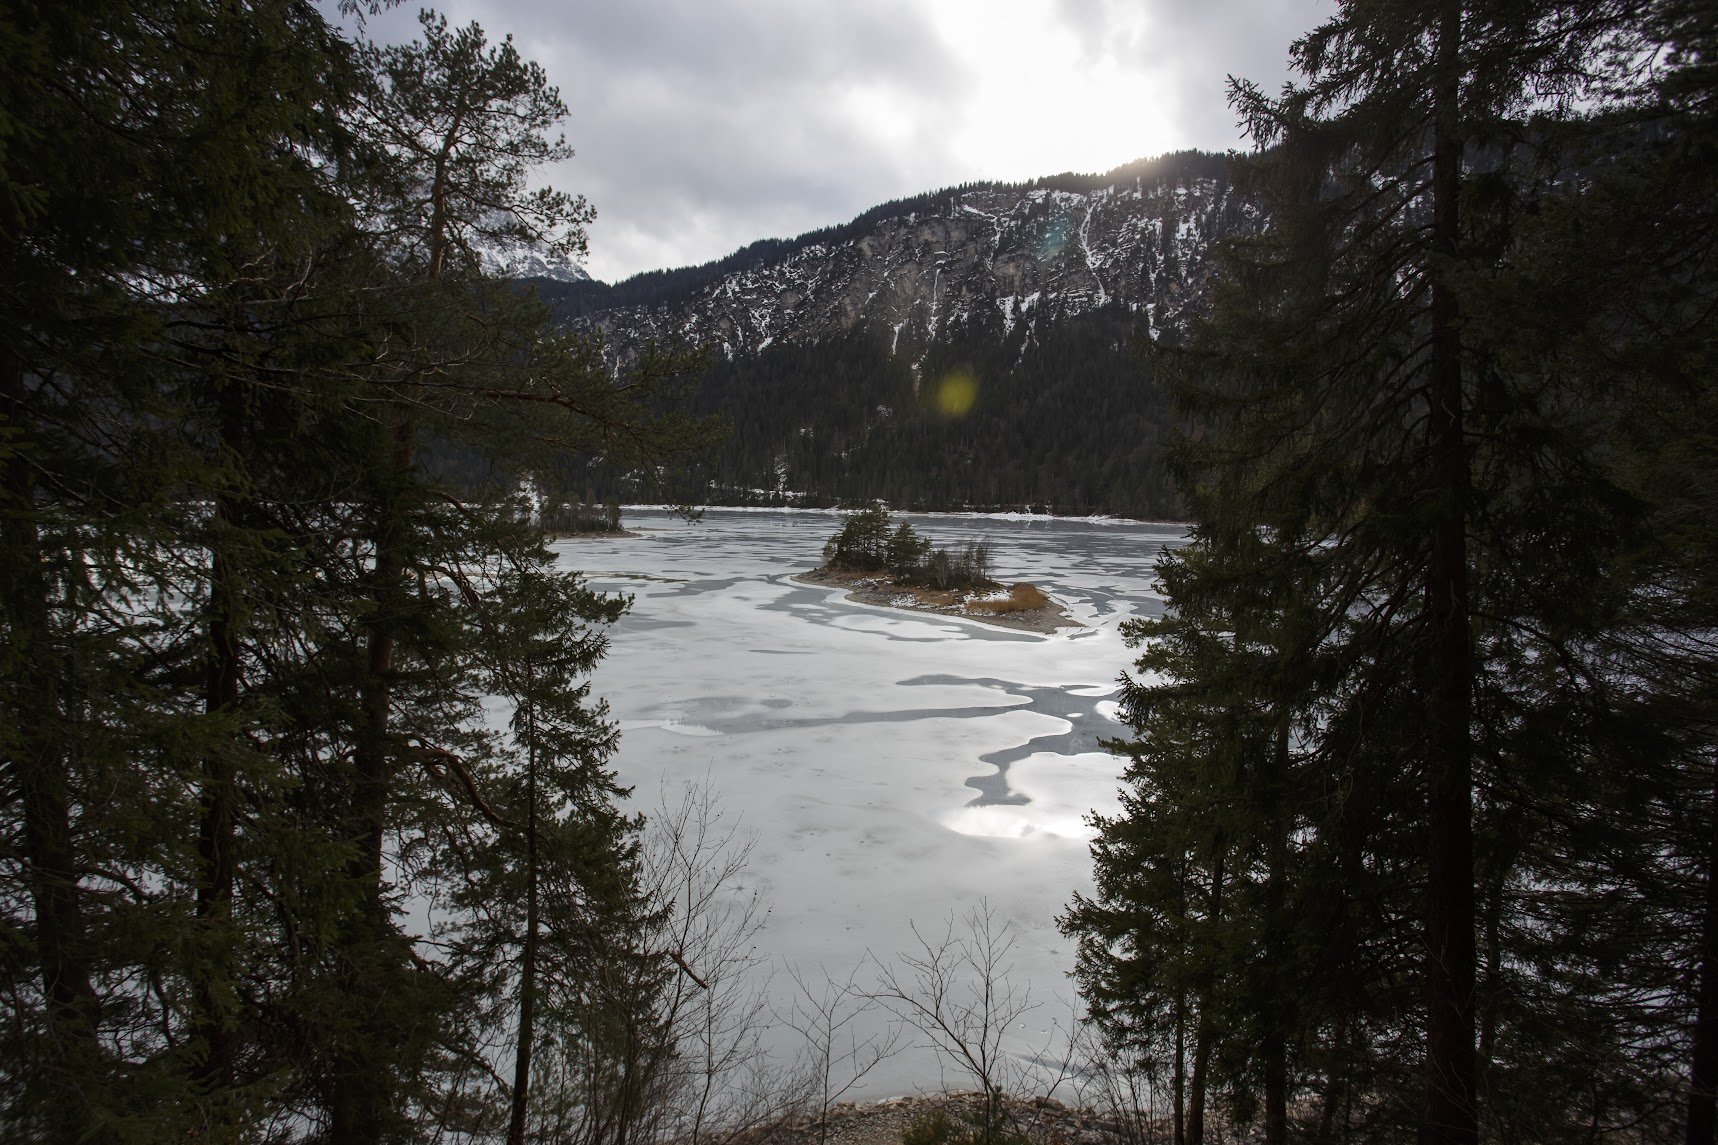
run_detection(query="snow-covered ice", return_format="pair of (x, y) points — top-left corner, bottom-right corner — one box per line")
(554, 509), (1186, 1098)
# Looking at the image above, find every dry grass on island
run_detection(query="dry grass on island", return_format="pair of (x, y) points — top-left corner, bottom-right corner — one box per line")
(795, 506), (1080, 635)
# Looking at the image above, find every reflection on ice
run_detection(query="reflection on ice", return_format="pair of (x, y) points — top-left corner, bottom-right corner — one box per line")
(897, 675), (1127, 804)
(941, 752), (1127, 840)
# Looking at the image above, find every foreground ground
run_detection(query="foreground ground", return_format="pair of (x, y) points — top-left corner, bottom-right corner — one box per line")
(743, 1091), (1135, 1145)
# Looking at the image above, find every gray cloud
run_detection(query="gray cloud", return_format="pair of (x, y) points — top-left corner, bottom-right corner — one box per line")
(347, 1), (1322, 282)
(1131, 0), (1331, 141)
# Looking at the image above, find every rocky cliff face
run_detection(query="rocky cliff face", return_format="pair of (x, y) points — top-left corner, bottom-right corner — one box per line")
(563, 151), (1249, 358)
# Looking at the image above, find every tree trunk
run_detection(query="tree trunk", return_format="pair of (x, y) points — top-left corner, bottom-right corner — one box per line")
(1688, 751), (1718, 1145)
(192, 511), (241, 1088)
(355, 416), (414, 894)
(2, 353), (100, 1142)
(331, 414), (416, 1144)
(1319, 1015), (1347, 1142)
(508, 699), (542, 1145)
(1188, 856), (1223, 1145)
(1263, 717), (1290, 1145)
(1173, 998), (1186, 1145)
(1188, 1026), (1210, 1145)
(193, 385), (245, 1093)
(1423, 5), (1478, 1144)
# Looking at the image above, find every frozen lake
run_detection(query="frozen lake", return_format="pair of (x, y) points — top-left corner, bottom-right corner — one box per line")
(555, 508), (1186, 1100)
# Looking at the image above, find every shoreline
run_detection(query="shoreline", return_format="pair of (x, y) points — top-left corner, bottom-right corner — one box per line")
(620, 504), (1189, 528)
(546, 528), (645, 540)
(791, 567), (1083, 635)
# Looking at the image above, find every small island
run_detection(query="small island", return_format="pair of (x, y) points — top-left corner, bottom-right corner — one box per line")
(795, 505), (1081, 634)
(540, 495), (643, 539)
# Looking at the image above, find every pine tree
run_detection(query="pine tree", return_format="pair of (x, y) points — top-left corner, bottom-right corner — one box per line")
(1468, 2), (1718, 1135)
(2, 4), (714, 1139)
(1068, 1), (1694, 1141)
(1, 1), (379, 1136)
(448, 554), (666, 1145)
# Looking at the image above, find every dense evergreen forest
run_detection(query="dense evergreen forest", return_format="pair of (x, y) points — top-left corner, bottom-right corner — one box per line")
(0, 3), (717, 1142)
(1061, 1), (1718, 1144)
(642, 305), (1180, 518)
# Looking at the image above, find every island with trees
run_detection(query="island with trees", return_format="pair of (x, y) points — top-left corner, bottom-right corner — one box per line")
(796, 506), (1078, 634)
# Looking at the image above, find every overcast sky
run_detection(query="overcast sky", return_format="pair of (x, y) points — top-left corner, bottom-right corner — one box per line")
(347, 1), (1326, 282)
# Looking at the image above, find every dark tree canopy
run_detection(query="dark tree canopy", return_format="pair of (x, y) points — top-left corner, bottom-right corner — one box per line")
(1064, 2), (1718, 1143)
(0, 4), (709, 1142)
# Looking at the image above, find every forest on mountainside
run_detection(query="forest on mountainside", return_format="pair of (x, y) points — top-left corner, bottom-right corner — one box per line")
(554, 304), (1181, 518)
(526, 148), (1232, 520)
(682, 302), (1178, 517)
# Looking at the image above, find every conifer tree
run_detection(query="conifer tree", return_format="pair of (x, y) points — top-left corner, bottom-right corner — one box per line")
(1067, 2), (1699, 1142)
(1, 1), (378, 1136)
(2, 3), (712, 1140)
(1471, 2), (1718, 1136)
(443, 554), (667, 1145)
(298, 14), (709, 1136)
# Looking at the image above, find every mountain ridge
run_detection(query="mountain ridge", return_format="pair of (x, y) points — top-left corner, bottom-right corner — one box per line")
(527, 150), (1247, 518)
(536, 149), (1240, 351)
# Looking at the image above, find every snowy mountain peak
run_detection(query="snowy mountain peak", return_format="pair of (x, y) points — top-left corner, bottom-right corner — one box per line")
(495, 248), (592, 283)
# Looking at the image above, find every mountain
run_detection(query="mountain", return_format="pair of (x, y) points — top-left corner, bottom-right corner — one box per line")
(494, 249), (591, 282)
(528, 150), (1248, 518)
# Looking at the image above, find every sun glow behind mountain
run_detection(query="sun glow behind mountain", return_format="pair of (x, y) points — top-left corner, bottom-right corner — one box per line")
(364, 0), (1311, 280)
(920, 0), (1181, 182)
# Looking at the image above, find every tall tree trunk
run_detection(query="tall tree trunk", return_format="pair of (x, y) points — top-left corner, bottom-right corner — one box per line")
(1319, 1017), (1345, 1143)
(1, 353), (100, 1142)
(1188, 856), (1224, 1145)
(1263, 717), (1291, 1145)
(1173, 997), (1187, 1145)
(192, 513), (241, 1088)
(1424, 5), (1478, 1144)
(356, 417), (414, 893)
(331, 414), (416, 1144)
(1188, 1026), (1211, 1145)
(508, 699), (541, 1145)
(193, 386), (244, 1094)
(1688, 751), (1718, 1145)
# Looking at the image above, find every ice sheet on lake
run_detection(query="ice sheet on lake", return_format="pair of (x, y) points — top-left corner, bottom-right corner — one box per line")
(556, 509), (1184, 1098)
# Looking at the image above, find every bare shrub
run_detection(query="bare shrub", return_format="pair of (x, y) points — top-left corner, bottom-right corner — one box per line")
(780, 962), (904, 1145)
(1064, 1022), (1169, 1145)
(519, 782), (806, 1145)
(641, 784), (807, 1145)
(870, 903), (1076, 1145)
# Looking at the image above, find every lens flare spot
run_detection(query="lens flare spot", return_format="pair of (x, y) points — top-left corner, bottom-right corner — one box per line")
(935, 370), (978, 417)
